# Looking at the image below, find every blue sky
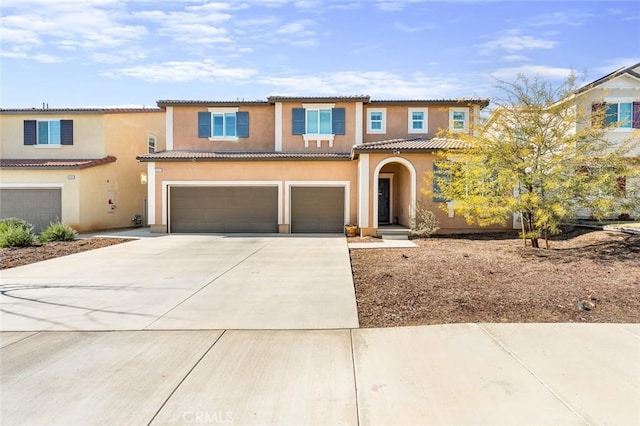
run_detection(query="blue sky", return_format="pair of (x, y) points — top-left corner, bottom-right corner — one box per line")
(1, 0), (639, 108)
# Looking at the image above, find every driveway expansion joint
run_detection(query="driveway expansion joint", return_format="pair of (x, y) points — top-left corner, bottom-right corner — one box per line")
(477, 324), (590, 425)
(146, 330), (227, 425)
(143, 245), (267, 330)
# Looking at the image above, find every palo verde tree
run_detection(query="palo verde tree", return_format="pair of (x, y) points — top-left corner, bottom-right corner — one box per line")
(429, 72), (640, 248)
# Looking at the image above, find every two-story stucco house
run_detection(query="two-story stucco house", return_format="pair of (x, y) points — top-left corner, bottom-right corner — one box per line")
(573, 62), (640, 217)
(138, 96), (510, 235)
(0, 108), (165, 232)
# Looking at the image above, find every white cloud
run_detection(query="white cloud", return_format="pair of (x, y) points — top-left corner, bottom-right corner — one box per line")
(393, 22), (434, 33)
(260, 70), (486, 99)
(102, 60), (258, 83)
(479, 34), (557, 54)
(374, 1), (405, 12)
(0, 0), (147, 59)
(593, 58), (640, 74)
(91, 49), (147, 64)
(501, 55), (530, 62)
(1, 50), (61, 63)
(526, 11), (593, 27)
(373, 0), (427, 12)
(492, 65), (577, 80)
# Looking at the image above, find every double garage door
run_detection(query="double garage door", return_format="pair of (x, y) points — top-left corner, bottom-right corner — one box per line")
(0, 188), (62, 233)
(169, 186), (344, 233)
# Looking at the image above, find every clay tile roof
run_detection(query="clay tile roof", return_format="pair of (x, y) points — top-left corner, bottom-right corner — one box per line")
(353, 137), (468, 152)
(368, 99), (490, 107)
(0, 107), (162, 114)
(136, 151), (352, 162)
(267, 95), (371, 103)
(0, 156), (117, 169)
(156, 100), (270, 107)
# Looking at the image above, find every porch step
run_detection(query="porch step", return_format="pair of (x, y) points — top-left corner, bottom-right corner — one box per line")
(377, 228), (410, 240)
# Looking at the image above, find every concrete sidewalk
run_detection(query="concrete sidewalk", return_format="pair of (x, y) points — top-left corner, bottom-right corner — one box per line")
(1, 323), (638, 425)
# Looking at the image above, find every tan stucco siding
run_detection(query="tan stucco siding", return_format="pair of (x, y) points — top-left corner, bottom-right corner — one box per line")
(280, 102), (357, 152)
(364, 153), (512, 234)
(0, 169), (81, 229)
(149, 160), (358, 232)
(171, 105), (275, 151)
(98, 112), (164, 230)
(362, 105), (453, 143)
(78, 163), (146, 232)
(0, 113), (105, 159)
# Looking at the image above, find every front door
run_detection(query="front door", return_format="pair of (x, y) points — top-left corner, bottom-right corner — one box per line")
(378, 178), (390, 224)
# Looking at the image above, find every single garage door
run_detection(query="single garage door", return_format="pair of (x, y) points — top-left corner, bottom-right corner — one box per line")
(169, 186), (278, 233)
(291, 186), (344, 233)
(0, 188), (62, 233)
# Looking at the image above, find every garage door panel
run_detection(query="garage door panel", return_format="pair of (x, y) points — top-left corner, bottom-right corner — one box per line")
(0, 189), (62, 233)
(170, 186), (278, 233)
(291, 187), (344, 233)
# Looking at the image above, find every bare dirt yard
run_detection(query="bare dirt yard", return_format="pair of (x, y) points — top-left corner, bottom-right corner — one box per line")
(350, 228), (640, 327)
(0, 238), (131, 270)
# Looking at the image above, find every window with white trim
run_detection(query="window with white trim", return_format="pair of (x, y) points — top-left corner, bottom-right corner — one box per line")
(23, 119), (73, 146)
(367, 108), (386, 133)
(606, 102), (633, 128)
(408, 108), (428, 133)
(197, 108), (249, 140)
(306, 108), (332, 134)
(449, 107), (469, 132)
(291, 104), (346, 146)
(148, 135), (156, 153)
(38, 120), (61, 145)
(212, 112), (237, 137)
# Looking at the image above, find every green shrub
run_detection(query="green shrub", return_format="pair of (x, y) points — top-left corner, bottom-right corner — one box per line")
(410, 203), (440, 238)
(0, 224), (36, 247)
(0, 217), (33, 233)
(39, 221), (77, 242)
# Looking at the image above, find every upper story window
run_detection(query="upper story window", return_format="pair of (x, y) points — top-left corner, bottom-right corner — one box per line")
(306, 108), (332, 134)
(23, 119), (73, 146)
(213, 112), (237, 137)
(449, 107), (469, 132)
(593, 101), (640, 129)
(292, 105), (345, 148)
(292, 105), (346, 136)
(38, 120), (61, 144)
(408, 108), (428, 134)
(606, 102), (632, 128)
(148, 135), (156, 153)
(367, 108), (386, 134)
(198, 108), (249, 140)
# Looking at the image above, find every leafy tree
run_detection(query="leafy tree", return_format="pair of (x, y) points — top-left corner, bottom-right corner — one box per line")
(429, 73), (640, 248)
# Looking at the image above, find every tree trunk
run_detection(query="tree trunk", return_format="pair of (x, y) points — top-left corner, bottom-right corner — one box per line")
(544, 225), (549, 250)
(526, 212), (539, 248)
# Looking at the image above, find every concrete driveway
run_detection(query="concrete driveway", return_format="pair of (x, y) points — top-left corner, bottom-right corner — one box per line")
(0, 234), (359, 331)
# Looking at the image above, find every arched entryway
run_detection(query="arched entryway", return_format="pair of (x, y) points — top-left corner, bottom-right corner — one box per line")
(372, 157), (416, 229)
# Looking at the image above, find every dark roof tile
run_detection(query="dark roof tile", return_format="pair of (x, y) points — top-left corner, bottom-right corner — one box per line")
(0, 156), (117, 169)
(353, 137), (468, 152)
(137, 151), (352, 162)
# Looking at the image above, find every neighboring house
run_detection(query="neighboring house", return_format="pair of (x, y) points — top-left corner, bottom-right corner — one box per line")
(573, 62), (640, 217)
(0, 108), (165, 232)
(138, 96), (510, 235)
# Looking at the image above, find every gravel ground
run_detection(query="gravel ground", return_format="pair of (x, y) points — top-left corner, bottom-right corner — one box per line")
(1, 238), (131, 270)
(350, 228), (640, 327)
